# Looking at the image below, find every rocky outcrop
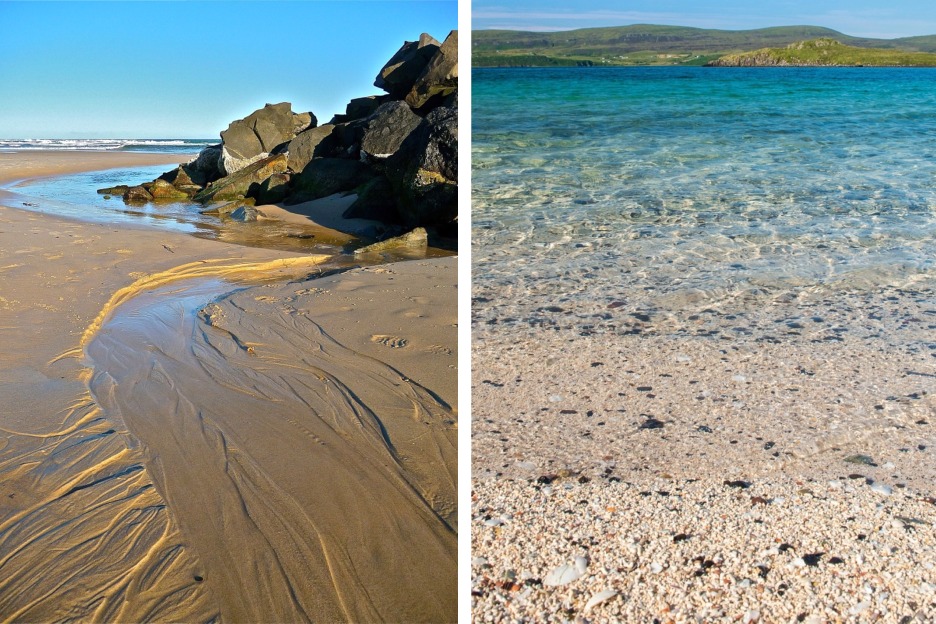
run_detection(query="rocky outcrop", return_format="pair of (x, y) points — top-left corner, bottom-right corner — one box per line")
(115, 30), (458, 241)
(405, 31), (458, 110)
(220, 103), (314, 174)
(374, 33), (440, 99)
(385, 100), (457, 227)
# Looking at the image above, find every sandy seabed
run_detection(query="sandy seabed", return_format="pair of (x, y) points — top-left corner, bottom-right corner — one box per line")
(0, 151), (457, 622)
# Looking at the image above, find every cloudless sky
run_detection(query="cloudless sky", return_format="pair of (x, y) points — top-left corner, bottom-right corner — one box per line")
(473, 0), (936, 39)
(0, 1), (456, 138)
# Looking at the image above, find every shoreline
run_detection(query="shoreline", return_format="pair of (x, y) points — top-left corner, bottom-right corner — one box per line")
(0, 151), (457, 621)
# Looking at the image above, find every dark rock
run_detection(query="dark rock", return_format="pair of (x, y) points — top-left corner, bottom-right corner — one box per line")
(199, 198), (256, 216)
(385, 100), (457, 226)
(343, 176), (400, 221)
(406, 30), (458, 110)
(639, 418), (665, 430)
(287, 124), (337, 173)
(97, 185), (129, 195)
(287, 158), (374, 203)
(123, 185), (153, 203)
(149, 179), (190, 200)
(187, 144), (224, 180)
(250, 173), (291, 204)
(229, 205), (263, 222)
(723, 480), (751, 489)
(158, 163), (210, 189)
(360, 101), (422, 162)
(194, 153), (288, 203)
(220, 103), (314, 175)
(331, 118), (369, 159)
(375, 33), (440, 99)
(292, 111), (315, 136)
(345, 96), (384, 121)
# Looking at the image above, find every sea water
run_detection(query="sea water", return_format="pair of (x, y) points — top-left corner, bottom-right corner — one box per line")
(4, 164), (351, 254)
(0, 139), (216, 153)
(472, 67), (936, 339)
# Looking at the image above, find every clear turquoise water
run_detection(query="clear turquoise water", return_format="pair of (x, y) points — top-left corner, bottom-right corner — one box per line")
(472, 67), (936, 333)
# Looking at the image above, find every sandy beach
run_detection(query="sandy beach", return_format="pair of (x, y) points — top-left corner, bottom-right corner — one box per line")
(0, 151), (457, 622)
(471, 310), (936, 622)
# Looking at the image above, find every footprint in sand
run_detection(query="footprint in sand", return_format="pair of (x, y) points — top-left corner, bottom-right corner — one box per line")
(371, 335), (408, 349)
(427, 344), (453, 356)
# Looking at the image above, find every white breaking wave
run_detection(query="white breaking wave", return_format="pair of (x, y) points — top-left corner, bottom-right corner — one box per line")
(0, 139), (214, 151)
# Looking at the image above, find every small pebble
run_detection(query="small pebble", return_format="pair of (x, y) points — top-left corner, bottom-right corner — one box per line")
(870, 482), (893, 496)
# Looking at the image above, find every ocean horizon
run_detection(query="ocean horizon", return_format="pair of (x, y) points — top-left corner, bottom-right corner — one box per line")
(0, 138), (215, 153)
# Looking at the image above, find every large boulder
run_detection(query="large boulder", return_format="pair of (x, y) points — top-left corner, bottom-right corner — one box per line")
(385, 100), (457, 226)
(287, 158), (375, 203)
(360, 101), (422, 161)
(220, 103), (315, 175)
(186, 144), (224, 181)
(194, 153), (288, 203)
(374, 33), (440, 99)
(406, 30), (458, 110)
(287, 124), (338, 173)
(345, 96), (384, 121)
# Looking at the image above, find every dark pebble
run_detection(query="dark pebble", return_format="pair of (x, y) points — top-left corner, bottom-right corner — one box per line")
(193, 575), (204, 583)
(697, 425), (713, 433)
(848, 473), (865, 479)
(723, 480), (751, 489)
(636, 386), (653, 392)
(607, 301), (625, 309)
(763, 441), (775, 450)
(802, 553), (823, 567)
(673, 533), (691, 543)
(844, 454), (877, 466)
(640, 418), (665, 430)
(537, 475), (558, 484)
(778, 543), (793, 553)
(559, 409), (577, 414)
(828, 557), (844, 564)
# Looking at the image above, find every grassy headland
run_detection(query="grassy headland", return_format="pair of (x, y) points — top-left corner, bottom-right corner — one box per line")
(707, 38), (936, 66)
(472, 24), (936, 67)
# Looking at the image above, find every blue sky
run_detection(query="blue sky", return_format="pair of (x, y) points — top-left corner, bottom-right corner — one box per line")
(0, 1), (456, 139)
(473, 1), (936, 39)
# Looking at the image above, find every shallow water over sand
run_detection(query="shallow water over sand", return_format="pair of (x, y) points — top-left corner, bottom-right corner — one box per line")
(472, 67), (936, 487)
(473, 68), (936, 344)
(5, 164), (360, 254)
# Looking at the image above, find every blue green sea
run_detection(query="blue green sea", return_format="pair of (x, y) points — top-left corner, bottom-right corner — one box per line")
(472, 67), (936, 341)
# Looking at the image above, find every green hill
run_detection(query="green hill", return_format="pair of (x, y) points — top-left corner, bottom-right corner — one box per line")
(472, 24), (936, 67)
(707, 38), (936, 67)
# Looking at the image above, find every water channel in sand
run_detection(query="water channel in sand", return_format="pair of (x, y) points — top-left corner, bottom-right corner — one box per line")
(82, 262), (457, 622)
(0, 157), (457, 622)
